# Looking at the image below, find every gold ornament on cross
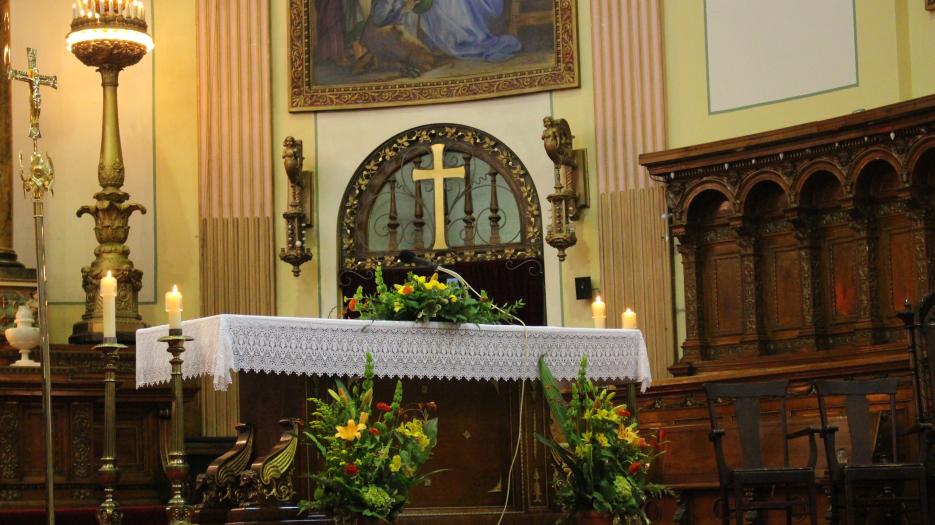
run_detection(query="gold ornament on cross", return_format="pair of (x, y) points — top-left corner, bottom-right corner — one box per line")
(8, 48), (58, 201)
(412, 143), (462, 250)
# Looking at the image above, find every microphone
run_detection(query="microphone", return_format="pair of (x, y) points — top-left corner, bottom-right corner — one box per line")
(398, 250), (437, 268)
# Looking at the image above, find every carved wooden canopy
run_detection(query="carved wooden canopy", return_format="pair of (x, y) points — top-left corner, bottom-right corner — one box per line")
(339, 123), (543, 271)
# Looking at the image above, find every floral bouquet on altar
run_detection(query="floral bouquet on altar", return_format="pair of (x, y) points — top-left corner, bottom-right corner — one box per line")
(346, 265), (523, 324)
(299, 353), (440, 524)
(536, 356), (670, 525)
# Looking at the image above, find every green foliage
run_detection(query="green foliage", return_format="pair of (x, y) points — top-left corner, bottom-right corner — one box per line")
(346, 266), (523, 324)
(536, 356), (671, 523)
(300, 353), (440, 523)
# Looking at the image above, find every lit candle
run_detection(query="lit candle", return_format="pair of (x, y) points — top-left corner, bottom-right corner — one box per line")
(73, 3), (77, 18)
(591, 294), (606, 329)
(100, 271), (117, 339)
(166, 285), (183, 330)
(622, 308), (637, 330)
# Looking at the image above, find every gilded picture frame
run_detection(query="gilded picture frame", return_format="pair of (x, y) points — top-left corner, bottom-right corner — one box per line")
(288, 0), (579, 112)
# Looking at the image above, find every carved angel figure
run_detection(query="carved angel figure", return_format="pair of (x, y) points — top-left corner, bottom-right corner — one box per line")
(19, 150), (54, 199)
(542, 116), (575, 169)
(282, 136), (304, 187)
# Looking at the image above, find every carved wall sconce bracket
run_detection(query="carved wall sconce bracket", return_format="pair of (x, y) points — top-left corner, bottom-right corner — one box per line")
(542, 116), (589, 261)
(279, 136), (314, 277)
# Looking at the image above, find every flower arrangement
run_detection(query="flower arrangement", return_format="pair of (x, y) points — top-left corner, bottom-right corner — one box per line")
(300, 353), (440, 524)
(536, 356), (669, 524)
(346, 265), (523, 324)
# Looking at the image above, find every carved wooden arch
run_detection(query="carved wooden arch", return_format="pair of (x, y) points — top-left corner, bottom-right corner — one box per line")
(793, 159), (847, 206)
(338, 123), (544, 270)
(904, 136), (935, 186)
(848, 147), (903, 197)
(678, 181), (737, 225)
(737, 170), (791, 211)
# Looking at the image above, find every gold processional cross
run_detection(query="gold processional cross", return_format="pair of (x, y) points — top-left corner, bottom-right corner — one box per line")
(8, 48), (58, 145)
(8, 48), (58, 199)
(412, 143), (463, 250)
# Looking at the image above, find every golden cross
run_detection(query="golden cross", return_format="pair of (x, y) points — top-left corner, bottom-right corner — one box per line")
(8, 48), (58, 145)
(412, 143), (463, 250)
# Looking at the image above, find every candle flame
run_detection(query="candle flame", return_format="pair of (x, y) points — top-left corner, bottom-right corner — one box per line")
(172, 284), (179, 293)
(106, 270), (113, 278)
(595, 294), (602, 302)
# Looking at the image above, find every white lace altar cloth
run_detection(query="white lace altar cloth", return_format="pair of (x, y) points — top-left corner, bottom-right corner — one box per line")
(135, 315), (652, 392)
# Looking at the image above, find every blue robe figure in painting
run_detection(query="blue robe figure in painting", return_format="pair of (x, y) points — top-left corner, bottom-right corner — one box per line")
(419, 0), (521, 62)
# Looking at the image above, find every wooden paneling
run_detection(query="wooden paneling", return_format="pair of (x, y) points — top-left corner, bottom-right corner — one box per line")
(196, 0), (274, 437)
(592, 1), (673, 379)
(0, 344), (172, 508)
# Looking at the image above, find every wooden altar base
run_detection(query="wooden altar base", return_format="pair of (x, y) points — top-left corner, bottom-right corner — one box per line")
(236, 372), (563, 524)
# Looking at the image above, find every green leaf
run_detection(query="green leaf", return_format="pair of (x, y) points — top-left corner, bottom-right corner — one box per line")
(538, 356), (569, 434)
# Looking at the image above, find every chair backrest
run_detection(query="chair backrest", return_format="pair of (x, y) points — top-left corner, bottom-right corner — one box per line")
(814, 378), (899, 468)
(704, 380), (790, 472)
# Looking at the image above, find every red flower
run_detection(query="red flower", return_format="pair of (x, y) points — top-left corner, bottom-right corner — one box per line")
(347, 298), (358, 312)
(400, 285), (414, 295)
(376, 402), (392, 413)
(368, 427), (379, 436)
(628, 461), (641, 475)
(617, 408), (631, 418)
(426, 401), (437, 412)
(344, 463), (359, 476)
(637, 437), (648, 448)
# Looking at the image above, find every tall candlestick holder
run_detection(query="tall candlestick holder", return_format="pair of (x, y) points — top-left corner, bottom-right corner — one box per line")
(159, 329), (193, 525)
(94, 338), (126, 525)
(66, 0), (153, 344)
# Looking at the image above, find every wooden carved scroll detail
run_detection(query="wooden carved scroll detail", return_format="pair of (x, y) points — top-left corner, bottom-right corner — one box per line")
(196, 423), (255, 508)
(237, 419), (300, 507)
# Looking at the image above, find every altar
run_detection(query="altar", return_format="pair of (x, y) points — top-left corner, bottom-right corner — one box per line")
(136, 315), (651, 524)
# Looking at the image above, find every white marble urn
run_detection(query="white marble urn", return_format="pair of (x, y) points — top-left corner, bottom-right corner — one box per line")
(4, 305), (40, 367)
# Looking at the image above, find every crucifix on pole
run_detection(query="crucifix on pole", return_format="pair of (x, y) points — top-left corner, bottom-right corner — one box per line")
(8, 46), (58, 525)
(8, 47), (58, 147)
(411, 143), (462, 251)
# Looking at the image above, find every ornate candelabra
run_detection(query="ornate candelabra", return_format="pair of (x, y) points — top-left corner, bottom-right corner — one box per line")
(160, 329), (193, 525)
(279, 137), (313, 277)
(66, 0), (153, 344)
(542, 116), (588, 262)
(94, 339), (126, 525)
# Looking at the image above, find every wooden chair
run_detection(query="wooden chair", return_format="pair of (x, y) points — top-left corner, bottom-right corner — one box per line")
(704, 380), (820, 525)
(814, 378), (930, 525)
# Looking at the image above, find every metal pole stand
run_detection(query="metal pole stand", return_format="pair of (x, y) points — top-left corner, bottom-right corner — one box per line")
(159, 329), (193, 525)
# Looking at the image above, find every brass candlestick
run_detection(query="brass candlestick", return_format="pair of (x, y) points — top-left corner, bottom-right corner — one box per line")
(159, 329), (193, 525)
(94, 340), (126, 525)
(66, 1), (153, 344)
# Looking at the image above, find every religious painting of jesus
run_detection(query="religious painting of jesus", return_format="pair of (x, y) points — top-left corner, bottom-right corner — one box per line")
(289, 0), (579, 111)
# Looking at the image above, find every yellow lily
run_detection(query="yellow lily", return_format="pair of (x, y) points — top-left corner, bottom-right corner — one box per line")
(334, 412), (370, 441)
(449, 294), (458, 303)
(423, 273), (447, 291)
(393, 300), (404, 312)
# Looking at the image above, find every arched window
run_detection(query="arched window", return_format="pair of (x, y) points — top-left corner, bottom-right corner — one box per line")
(338, 123), (546, 324)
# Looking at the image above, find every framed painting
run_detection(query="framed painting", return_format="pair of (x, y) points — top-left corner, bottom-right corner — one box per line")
(288, 0), (579, 111)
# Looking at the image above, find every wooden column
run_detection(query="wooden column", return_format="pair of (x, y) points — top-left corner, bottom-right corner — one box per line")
(733, 222), (766, 354)
(674, 232), (702, 374)
(196, 0), (274, 437)
(908, 207), (934, 302)
(789, 213), (822, 346)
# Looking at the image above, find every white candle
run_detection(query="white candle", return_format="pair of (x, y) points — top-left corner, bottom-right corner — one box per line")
(73, 3), (77, 19)
(166, 285), (183, 330)
(100, 270), (117, 339)
(622, 308), (637, 330)
(591, 294), (606, 329)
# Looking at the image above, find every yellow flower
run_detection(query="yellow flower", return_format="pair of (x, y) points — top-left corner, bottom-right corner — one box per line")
(389, 454), (402, 472)
(582, 431), (593, 443)
(414, 275), (427, 285)
(416, 434), (430, 450)
(334, 412), (370, 441)
(595, 433), (610, 448)
(616, 425), (641, 446)
(393, 300), (404, 312)
(424, 273), (447, 290)
(449, 294), (458, 303)
(393, 284), (414, 295)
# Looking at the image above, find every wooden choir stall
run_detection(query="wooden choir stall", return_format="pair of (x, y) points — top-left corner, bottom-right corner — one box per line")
(134, 316), (652, 525)
(635, 95), (935, 524)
